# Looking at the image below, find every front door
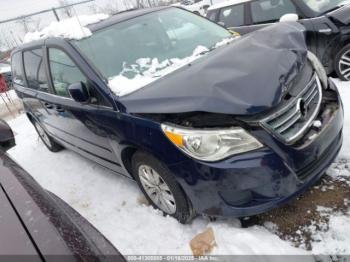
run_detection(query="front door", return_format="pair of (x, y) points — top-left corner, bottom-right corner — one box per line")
(43, 47), (123, 174)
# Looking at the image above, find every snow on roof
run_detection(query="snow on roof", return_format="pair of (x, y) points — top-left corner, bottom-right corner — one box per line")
(208, 0), (251, 11)
(23, 14), (109, 44)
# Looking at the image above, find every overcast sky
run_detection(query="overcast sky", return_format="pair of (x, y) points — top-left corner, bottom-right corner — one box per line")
(0, 0), (135, 21)
(0, 0), (140, 51)
(0, 0), (64, 20)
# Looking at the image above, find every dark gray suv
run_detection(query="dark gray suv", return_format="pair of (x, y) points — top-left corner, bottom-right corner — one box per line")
(207, 0), (350, 80)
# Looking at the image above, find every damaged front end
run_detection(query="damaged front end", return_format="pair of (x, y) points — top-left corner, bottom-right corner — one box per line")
(120, 22), (308, 116)
(151, 77), (343, 217)
(118, 22), (343, 217)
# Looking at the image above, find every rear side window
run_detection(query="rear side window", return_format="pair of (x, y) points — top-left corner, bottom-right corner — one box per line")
(207, 10), (218, 22)
(251, 0), (296, 24)
(48, 48), (86, 98)
(218, 4), (245, 28)
(11, 52), (24, 86)
(23, 49), (49, 92)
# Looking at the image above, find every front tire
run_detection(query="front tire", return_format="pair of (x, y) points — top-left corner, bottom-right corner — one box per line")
(132, 151), (195, 224)
(334, 44), (350, 81)
(33, 120), (63, 152)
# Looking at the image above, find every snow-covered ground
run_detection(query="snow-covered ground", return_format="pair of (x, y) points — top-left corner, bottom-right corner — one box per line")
(0, 90), (18, 104)
(5, 79), (350, 259)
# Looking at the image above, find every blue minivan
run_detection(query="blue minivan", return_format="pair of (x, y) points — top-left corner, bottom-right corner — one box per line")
(13, 7), (343, 223)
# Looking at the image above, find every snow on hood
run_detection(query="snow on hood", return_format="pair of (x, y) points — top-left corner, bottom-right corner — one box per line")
(23, 14), (109, 43)
(109, 38), (236, 97)
(119, 22), (308, 115)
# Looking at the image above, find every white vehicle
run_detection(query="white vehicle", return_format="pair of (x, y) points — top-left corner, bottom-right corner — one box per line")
(175, 0), (226, 16)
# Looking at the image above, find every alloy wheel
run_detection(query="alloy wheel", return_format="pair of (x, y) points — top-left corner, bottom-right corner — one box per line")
(138, 164), (176, 214)
(339, 50), (350, 80)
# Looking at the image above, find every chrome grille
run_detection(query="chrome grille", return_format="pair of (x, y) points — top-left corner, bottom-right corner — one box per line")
(260, 73), (322, 144)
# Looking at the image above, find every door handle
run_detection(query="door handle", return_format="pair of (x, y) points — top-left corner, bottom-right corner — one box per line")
(56, 106), (65, 113)
(44, 102), (54, 109)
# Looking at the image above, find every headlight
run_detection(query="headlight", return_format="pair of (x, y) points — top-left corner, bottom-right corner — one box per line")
(307, 51), (328, 89)
(161, 124), (263, 162)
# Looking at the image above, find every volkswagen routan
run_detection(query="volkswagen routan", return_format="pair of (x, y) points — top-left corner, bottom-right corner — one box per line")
(13, 7), (343, 223)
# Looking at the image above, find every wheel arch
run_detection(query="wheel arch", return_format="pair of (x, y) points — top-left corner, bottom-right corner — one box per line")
(120, 146), (138, 180)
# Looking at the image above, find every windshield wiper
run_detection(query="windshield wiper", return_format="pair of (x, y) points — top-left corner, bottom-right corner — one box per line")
(206, 36), (235, 53)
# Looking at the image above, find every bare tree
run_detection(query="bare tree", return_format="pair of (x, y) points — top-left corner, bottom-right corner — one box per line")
(58, 0), (74, 18)
(136, 0), (163, 8)
(16, 16), (32, 33)
(88, 3), (100, 14)
(99, 1), (121, 15)
(32, 18), (42, 31)
(0, 35), (6, 52)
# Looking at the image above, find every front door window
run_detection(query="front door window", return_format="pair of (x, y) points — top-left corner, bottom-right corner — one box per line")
(251, 0), (297, 24)
(48, 48), (87, 98)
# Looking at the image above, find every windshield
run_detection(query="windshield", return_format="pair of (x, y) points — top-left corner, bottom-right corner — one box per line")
(74, 8), (230, 81)
(303, 0), (349, 15)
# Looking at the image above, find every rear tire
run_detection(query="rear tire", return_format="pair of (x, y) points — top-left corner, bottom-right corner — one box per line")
(132, 151), (195, 224)
(33, 120), (63, 152)
(334, 44), (350, 81)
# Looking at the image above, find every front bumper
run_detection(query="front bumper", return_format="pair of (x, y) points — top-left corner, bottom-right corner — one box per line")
(169, 79), (343, 217)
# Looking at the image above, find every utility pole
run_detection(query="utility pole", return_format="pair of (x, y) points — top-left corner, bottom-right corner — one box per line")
(52, 8), (60, 21)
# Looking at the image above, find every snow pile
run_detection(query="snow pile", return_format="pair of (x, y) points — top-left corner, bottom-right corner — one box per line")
(215, 36), (236, 48)
(0, 65), (11, 74)
(327, 78), (350, 181)
(109, 38), (237, 97)
(312, 214), (350, 254)
(23, 14), (109, 43)
(312, 120), (322, 129)
(307, 207), (350, 255)
(0, 90), (18, 105)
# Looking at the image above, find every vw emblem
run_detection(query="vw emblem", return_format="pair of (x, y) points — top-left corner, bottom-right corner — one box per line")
(297, 98), (308, 119)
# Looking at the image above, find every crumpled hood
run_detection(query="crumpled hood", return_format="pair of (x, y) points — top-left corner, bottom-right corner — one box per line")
(328, 4), (350, 25)
(119, 22), (307, 115)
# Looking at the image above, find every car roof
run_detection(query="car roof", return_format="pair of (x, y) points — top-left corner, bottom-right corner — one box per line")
(208, 0), (251, 11)
(87, 6), (169, 32)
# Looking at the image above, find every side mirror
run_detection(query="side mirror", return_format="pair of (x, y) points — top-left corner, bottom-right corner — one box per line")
(68, 82), (90, 103)
(279, 13), (299, 23)
(0, 120), (15, 152)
